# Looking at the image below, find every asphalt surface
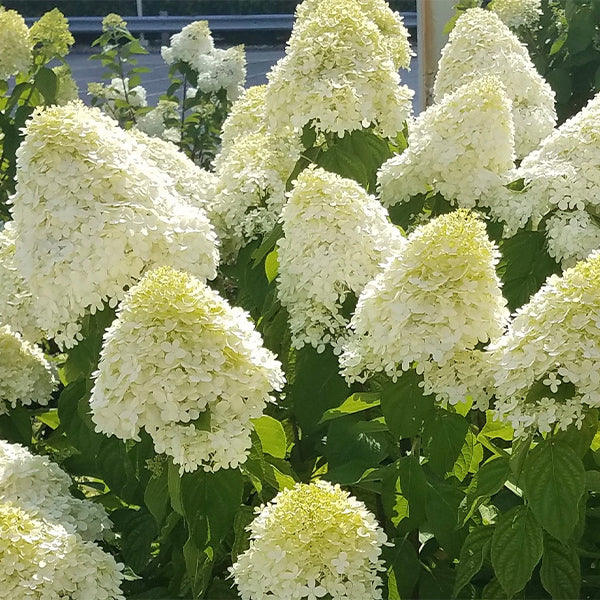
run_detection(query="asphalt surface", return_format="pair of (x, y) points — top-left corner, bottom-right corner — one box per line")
(66, 45), (421, 110)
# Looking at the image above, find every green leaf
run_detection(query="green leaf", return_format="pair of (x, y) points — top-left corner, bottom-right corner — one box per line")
(384, 537), (420, 600)
(522, 439), (586, 542)
(231, 506), (254, 563)
(251, 415), (287, 459)
(479, 411), (514, 441)
(264, 249), (279, 283)
(289, 345), (351, 433)
(453, 526), (494, 598)
(491, 506), (543, 597)
(180, 468), (243, 549)
(325, 419), (390, 484)
(35, 409), (60, 430)
(381, 371), (435, 439)
(384, 456), (428, 528)
(183, 537), (213, 599)
(540, 535), (581, 599)
(319, 392), (381, 424)
(586, 469), (600, 492)
(554, 410), (598, 457)
(144, 467), (169, 527)
(462, 457), (510, 524)
(567, 7), (595, 54)
(0, 405), (32, 445)
(425, 478), (466, 558)
(110, 508), (157, 573)
(34, 67), (58, 104)
(498, 230), (560, 311)
(453, 431), (476, 482)
(423, 410), (469, 476)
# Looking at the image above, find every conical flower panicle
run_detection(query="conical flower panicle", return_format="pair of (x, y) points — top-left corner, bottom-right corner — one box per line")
(0, 324), (56, 414)
(90, 267), (285, 473)
(490, 251), (600, 437)
(0, 441), (111, 542)
(378, 76), (515, 209)
(265, 0), (413, 138)
(340, 210), (508, 384)
(277, 166), (404, 354)
(0, 503), (124, 600)
(489, 0), (542, 29)
(434, 8), (555, 158)
(230, 480), (388, 600)
(10, 102), (218, 348)
(0, 7), (31, 80)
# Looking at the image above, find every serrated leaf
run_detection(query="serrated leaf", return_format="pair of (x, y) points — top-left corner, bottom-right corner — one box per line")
(424, 410), (469, 476)
(381, 371), (435, 439)
(453, 429), (476, 481)
(491, 506), (543, 597)
(540, 535), (581, 599)
(264, 249), (279, 283)
(144, 467), (169, 527)
(251, 415), (287, 459)
(522, 439), (585, 542)
(319, 392), (381, 423)
(384, 537), (420, 600)
(479, 411), (513, 441)
(453, 526), (494, 598)
(586, 469), (600, 492)
(426, 478), (466, 558)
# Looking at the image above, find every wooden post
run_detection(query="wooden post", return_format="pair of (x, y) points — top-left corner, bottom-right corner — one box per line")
(417, 0), (455, 111)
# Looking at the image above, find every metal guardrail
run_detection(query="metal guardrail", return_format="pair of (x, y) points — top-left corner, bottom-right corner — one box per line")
(25, 12), (417, 34)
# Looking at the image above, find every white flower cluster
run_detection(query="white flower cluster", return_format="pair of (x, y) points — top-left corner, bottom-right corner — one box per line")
(97, 77), (148, 108)
(161, 21), (246, 101)
(490, 251), (600, 437)
(0, 324), (56, 415)
(52, 65), (79, 105)
(0, 441), (111, 541)
(277, 167), (404, 354)
(378, 76), (515, 209)
(489, 0), (542, 29)
(90, 267), (285, 473)
(161, 20), (214, 67)
(10, 102), (219, 348)
(210, 85), (302, 261)
(231, 480), (387, 600)
(0, 502), (124, 600)
(340, 210), (508, 387)
(296, 0), (413, 70)
(434, 8), (555, 158)
(265, 0), (413, 137)
(545, 210), (600, 268)
(0, 7), (31, 80)
(136, 99), (180, 143)
(131, 129), (218, 214)
(0, 223), (42, 341)
(485, 92), (600, 239)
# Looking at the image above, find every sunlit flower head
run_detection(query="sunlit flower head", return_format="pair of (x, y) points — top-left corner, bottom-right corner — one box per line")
(30, 8), (74, 60)
(10, 102), (219, 348)
(489, 0), (542, 29)
(341, 210), (508, 383)
(0, 7), (31, 79)
(434, 8), (555, 158)
(231, 480), (387, 600)
(90, 267), (285, 473)
(277, 166), (405, 354)
(378, 76), (515, 209)
(490, 251), (600, 437)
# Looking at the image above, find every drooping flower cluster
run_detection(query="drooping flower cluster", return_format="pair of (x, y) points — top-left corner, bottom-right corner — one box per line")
(90, 267), (285, 473)
(161, 21), (246, 100)
(490, 251), (600, 437)
(0, 502), (124, 600)
(29, 8), (74, 61)
(0, 224), (42, 341)
(265, 0), (413, 137)
(0, 441), (111, 541)
(231, 480), (387, 600)
(0, 325), (56, 414)
(378, 76), (515, 209)
(434, 8), (555, 158)
(0, 7), (31, 80)
(136, 99), (180, 143)
(210, 85), (302, 261)
(488, 0), (542, 29)
(10, 102), (219, 348)
(340, 210), (508, 388)
(277, 167), (404, 354)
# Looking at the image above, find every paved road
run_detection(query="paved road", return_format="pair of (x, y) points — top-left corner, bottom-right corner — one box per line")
(66, 45), (421, 110)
